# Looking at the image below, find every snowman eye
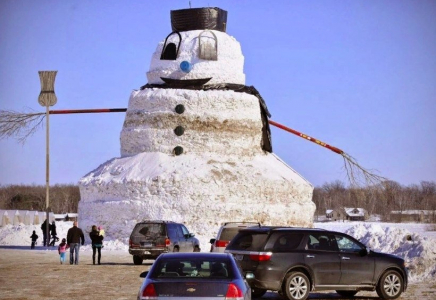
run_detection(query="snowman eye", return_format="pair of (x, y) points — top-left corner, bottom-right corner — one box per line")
(161, 31), (182, 60)
(198, 30), (218, 61)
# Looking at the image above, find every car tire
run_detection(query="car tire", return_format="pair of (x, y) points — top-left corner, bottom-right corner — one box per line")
(376, 270), (404, 299)
(173, 246), (179, 252)
(283, 272), (310, 300)
(336, 290), (358, 297)
(193, 245), (200, 252)
(251, 287), (267, 298)
(133, 255), (143, 265)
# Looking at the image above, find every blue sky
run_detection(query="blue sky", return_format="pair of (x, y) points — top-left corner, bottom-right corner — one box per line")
(0, 0), (435, 187)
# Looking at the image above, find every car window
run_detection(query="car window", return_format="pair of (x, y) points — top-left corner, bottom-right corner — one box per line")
(226, 232), (268, 251)
(271, 233), (304, 252)
(150, 258), (234, 278)
(134, 223), (165, 237)
(219, 228), (242, 241)
(180, 225), (190, 236)
(334, 234), (363, 253)
(307, 233), (339, 252)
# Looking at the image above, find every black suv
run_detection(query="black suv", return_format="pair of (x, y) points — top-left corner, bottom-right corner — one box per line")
(129, 220), (200, 265)
(225, 227), (407, 300)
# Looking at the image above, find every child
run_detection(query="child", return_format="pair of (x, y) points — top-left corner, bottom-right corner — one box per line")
(98, 226), (105, 249)
(98, 226), (105, 237)
(30, 230), (38, 249)
(58, 238), (69, 264)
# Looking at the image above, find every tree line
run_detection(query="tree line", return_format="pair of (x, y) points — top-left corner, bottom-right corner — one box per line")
(0, 184), (80, 213)
(0, 180), (435, 219)
(313, 180), (436, 221)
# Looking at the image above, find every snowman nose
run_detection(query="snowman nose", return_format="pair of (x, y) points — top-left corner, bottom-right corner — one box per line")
(180, 61), (192, 73)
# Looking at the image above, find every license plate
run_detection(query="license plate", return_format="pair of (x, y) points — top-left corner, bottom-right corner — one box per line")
(235, 254), (244, 261)
(141, 242), (152, 247)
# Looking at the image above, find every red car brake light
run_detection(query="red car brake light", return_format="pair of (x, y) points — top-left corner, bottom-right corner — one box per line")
(165, 238), (170, 246)
(225, 283), (243, 300)
(215, 240), (230, 248)
(142, 283), (157, 299)
(249, 252), (272, 261)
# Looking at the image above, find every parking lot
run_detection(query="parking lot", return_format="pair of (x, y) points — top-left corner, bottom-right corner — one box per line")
(0, 248), (434, 300)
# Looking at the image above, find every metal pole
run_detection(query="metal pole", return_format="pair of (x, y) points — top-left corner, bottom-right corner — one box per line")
(45, 103), (50, 248)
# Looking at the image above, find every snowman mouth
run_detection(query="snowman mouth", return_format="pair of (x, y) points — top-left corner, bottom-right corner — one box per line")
(160, 77), (212, 88)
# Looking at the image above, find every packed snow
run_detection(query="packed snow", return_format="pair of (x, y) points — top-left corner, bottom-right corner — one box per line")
(1, 221), (435, 282)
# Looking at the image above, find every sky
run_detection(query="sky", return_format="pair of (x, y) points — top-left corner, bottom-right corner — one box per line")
(0, 0), (435, 188)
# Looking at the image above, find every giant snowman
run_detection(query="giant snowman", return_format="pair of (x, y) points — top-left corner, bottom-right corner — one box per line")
(78, 8), (315, 246)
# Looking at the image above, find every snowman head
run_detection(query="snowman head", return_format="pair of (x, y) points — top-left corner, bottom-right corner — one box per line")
(146, 7), (246, 86)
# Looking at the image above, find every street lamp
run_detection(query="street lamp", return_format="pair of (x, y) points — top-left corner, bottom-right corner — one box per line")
(38, 71), (57, 248)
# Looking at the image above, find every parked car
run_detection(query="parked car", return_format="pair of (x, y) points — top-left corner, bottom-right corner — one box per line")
(129, 220), (200, 265)
(210, 222), (261, 252)
(137, 252), (251, 300)
(225, 227), (408, 300)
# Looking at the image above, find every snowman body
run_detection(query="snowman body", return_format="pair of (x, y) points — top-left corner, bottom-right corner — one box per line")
(78, 8), (315, 246)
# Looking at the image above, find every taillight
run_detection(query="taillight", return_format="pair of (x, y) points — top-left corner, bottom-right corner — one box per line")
(129, 239), (139, 248)
(141, 283), (157, 299)
(215, 240), (230, 248)
(165, 238), (170, 246)
(249, 252), (272, 261)
(225, 283), (243, 300)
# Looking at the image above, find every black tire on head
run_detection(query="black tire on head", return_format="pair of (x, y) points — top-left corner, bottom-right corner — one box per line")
(376, 270), (404, 299)
(133, 255), (143, 265)
(283, 272), (310, 300)
(251, 287), (267, 298)
(336, 290), (358, 297)
(193, 245), (200, 252)
(173, 246), (179, 252)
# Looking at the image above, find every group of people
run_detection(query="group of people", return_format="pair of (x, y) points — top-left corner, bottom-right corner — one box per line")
(30, 220), (105, 265)
(40, 219), (59, 246)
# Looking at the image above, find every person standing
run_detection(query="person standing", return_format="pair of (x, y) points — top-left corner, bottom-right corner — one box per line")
(58, 238), (69, 264)
(89, 225), (104, 265)
(67, 221), (84, 265)
(41, 219), (48, 246)
(49, 221), (58, 246)
(30, 230), (38, 249)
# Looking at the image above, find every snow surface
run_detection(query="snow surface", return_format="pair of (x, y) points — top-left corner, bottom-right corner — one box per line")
(1, 221), (435, 282)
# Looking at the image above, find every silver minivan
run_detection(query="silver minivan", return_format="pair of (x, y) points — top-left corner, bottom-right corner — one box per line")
(129, 220), (200, 265)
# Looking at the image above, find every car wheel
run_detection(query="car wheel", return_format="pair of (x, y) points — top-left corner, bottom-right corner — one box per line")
(251, 287), (267, 298)
(284, 272), (310, 300)
(193, 245), (200, 252)
(376, 270), (404, 299)
(173, 246), (179, 252)
(133, 255), (143, 265)
(336, 290), (358, 297)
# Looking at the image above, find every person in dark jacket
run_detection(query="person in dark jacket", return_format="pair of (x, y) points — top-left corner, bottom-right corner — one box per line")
(41, 219), (48, 246)
(67, 221), (85, 265)
(49, 221), (59, 246)
(30, 230), (38, 249)
(89, 225), (104, 265)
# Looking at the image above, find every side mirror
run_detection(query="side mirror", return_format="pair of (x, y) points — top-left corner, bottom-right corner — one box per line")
(210, 238), (216, 244)
(139, 271), (149, 278)
(359, 248), (368, 257)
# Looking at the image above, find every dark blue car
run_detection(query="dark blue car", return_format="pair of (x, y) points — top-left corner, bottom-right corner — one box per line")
(137, 252), (251, 300)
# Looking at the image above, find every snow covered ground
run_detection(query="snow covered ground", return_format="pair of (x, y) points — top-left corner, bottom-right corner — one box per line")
(0, 220), (435, 282)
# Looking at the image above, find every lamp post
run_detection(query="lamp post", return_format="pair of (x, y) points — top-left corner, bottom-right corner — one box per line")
(38, 71), (57, 248)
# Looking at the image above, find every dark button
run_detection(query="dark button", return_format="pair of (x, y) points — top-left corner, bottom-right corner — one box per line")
(175, 104), (185, 114)
(173, 146), (183, 156)
(174, 126), (185, 136)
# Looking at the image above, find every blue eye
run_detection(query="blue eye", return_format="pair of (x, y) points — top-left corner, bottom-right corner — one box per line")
(180, 61), (192, 73)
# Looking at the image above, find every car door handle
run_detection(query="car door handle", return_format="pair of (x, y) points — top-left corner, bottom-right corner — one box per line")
(306, 255), (315, 258)
(341, 256), (350, 260)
